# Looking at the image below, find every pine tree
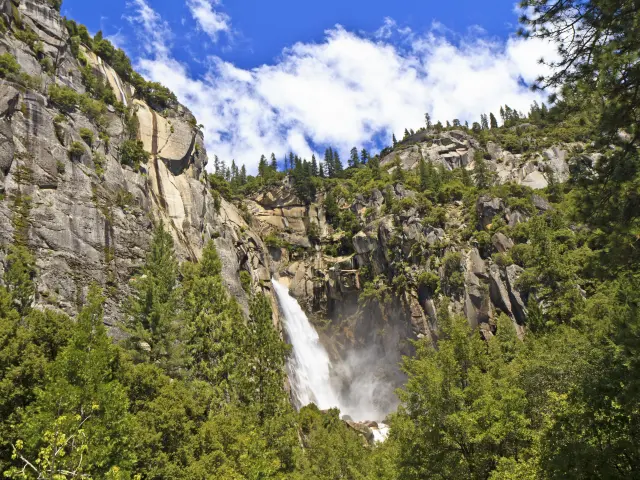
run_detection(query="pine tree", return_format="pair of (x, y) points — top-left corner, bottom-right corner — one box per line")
(333, 151), (343, 177)
(311, 154), (318, 176)
(258, 155), (267, 178)
(319, 163), (325, 178)
(5, 245), (35, 316)
(349, 147), (359, 168)
(21, 284), (132, 478)
(230, 160), (238, 181)
(360, 148), (369, 165)
(288, 152), (295, 173)
(324, 148), (335, 178)
(392, 134), (397, 146)
(243, 294), (290, 423)
(480, 114), (489, 130)
(403, 128), (410, 140)
(425, 112), (432, 130)
(392, 156), (405, 182)
(270, 153), (277, 171)
(473, 153), (495, 189)
(489, 113), (498, 129)
(125, 222), (182, 371)
(239, 165), (247, 185)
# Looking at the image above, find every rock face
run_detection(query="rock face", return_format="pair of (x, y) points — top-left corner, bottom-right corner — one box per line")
(0, 0), (273, 328)
(380, 129), (572, 189)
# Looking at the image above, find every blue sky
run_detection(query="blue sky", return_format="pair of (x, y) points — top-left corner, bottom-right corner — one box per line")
(60, 0), (554, 172)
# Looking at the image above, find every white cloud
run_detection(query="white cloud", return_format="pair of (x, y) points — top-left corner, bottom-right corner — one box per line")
(128, 1), (556, 173)
(187, 0), (230, 42)
(126, 0), (172, 56)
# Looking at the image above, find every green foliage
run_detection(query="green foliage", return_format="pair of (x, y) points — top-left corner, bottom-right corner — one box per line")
(441, 251), (464, 295)
(125, 223), (183, 373)
(67, 141), (86, 160)
(240, 270), (252, 294)
(417, 270), (440, 294)
(0, 53), (20, 79)
(118, 140), (149, 170)
(92, 152), (106, 177)
(4, 245), (36, 316)
(79, 127), (94, 147)
(48, 84), (78, 113)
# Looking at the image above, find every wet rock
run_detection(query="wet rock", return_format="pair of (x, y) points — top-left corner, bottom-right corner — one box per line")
(345, 421), (375, 443)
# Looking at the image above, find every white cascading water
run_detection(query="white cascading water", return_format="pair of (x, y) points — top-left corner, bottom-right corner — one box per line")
(272, 278), (389, 442)
(271, 279), (342, 410)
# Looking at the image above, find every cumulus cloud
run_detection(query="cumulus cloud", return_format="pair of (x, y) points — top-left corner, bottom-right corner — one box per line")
(126, 0), (172, 56)
(187, 0), (231, 42)
(127, 1), (556, 173)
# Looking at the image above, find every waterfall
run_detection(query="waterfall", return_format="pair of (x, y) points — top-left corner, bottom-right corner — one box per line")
(271, 279), (343, 411)
(271, 278), (391, 441)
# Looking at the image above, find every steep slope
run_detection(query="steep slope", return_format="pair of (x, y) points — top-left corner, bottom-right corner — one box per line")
(0, 0), (272, 327)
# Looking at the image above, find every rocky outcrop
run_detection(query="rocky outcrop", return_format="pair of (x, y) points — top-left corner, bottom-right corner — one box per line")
(380, 129), (572, 189)
(477, 195), (504, 229)
(0, 0), (273, 328)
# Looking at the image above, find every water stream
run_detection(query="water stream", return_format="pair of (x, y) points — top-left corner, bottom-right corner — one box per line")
(271, 278), (389, 441)
(271, 279), (342, 410)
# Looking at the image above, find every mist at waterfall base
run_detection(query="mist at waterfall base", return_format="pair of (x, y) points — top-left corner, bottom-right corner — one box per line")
(271, 279), (399, 423)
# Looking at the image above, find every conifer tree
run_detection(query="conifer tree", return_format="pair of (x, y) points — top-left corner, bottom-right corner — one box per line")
(360, 148), (369, 165)
(311, 154), (318, 176)
(473, 153), (495, 189)
(324, 148), (335, 178)
(489, 112), (498, 129)
(270, 153), (277, 171)
(425, 112), (432, 130)
(125, 222), (182, 371)
(333, 151), (343, 177)
(258, 155), (267, 178)
(480, 114), (489, 130)
(392, 134), (397, 146)
(349, 147), (359, 168)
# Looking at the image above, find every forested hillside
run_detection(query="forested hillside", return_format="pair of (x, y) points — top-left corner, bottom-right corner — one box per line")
(1, 0), (640, 478)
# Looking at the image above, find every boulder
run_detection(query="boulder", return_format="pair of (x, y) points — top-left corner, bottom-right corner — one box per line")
(466, 248), (487, 278)
(476, 195), (504, 229)
(353, 230), (378, 255)
(506, 265), (527, 325)
(492, 232), (514, 253)
(532, 194), (552, 211)
(489, 265), (512, 316)
(507, 210), (527, 227)
(369, 189), (384, 208)
(464, 271), (491, 328)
